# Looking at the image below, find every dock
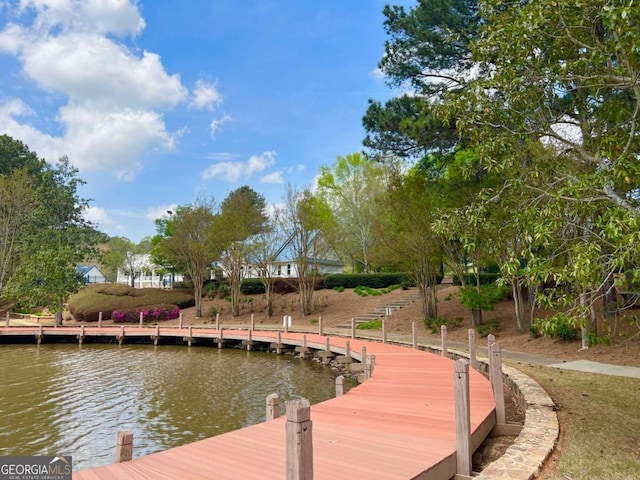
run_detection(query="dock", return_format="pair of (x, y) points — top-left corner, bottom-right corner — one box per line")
(0, 325), (497, 479)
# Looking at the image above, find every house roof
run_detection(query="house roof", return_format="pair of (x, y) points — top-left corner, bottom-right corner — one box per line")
(76, 265), (104, 276)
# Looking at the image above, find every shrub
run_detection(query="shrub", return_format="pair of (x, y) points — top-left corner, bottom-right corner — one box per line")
(354, 285), (382, 297)
(208, 306), (219, 318)
(476, 318), (500, 337)
(452, 273), (502, 286)
(324, 273), (421, 289)
(112, 304), (180, 323)
(423, 317), (463, 334)
(534, 313), (580, 341)
(240, 279), (266, 294)
(333, 286), (345, 293)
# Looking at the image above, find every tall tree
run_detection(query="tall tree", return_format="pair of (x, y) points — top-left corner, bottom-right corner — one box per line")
(156, 199), (219, 318)
(281, 185), (332, 316)
(5, 157), (96, 325)
(317, 153), (390, 273)
(217, 186), (267, 316)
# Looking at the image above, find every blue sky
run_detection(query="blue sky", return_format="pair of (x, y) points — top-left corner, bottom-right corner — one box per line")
(0, 0), (413, 242)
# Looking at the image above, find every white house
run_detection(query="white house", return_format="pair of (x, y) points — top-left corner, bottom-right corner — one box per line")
(76, 265), (108, 284)
(116, 254), (184, 289)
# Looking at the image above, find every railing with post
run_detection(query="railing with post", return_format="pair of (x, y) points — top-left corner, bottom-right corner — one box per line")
(286, 398), (313, 480)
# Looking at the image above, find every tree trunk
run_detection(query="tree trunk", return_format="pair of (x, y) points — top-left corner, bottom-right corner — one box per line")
(194, 281), (203, 318)
(512, 277), (527, 332)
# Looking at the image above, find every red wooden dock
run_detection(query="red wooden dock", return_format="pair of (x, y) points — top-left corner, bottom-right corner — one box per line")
(0, 326), (496, 479)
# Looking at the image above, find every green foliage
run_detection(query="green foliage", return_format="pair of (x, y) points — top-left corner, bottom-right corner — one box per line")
(423, 316), (463, 334)
(587, 332), (611, 347)
(68, 284), (194, 322)
(324, 273), (416, 289)
(333, 286), (345, 293)
(458, 284), (510, 312)
(240, 278), (266, 294)
(476, 319), (500, 337)
(354, 285), (382, 297)
(534, 314), (580, 341)
(207, 306), (218, 318)
(452, 273), (501, 286)
(357, 319), (383, 330)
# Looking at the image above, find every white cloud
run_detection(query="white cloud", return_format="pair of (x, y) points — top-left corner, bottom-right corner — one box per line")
(191, 80), (222, 110)
(370, 67), (385, 80)
(0, 0), (194, 180)
(261, 171), (284, 184)
(202, 150), (277, 182)
(83, 205), (120, 231)
(145, 204), (178, 221)
(209, 114), (232, 137)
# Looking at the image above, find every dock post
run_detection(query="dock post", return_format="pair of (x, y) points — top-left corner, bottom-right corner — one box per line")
(218, 328), (224, 349)
(276, 331), (282, 354)
(284, 315), (289, 334)
(37, 324), (43, 344)
(370, 354), (376, 375)
(266, 393), (280, 420)
(250, 314), (255, 331)
(318, 316), (322, 336)
(246, 329), (253, 351)
(382, 319), (387, 344)
(490, 342), (506, 424)
(216, 313), (220, 330)
(179, 312), (183, 329)
(487, 334), (496, 383)
(345, 340), (351, 362)
(115, 430), (134, 463)
(188, 325), (193, 347)
(78, 325), (85, 345)
(441, 324), (448, 357)
(335, 375), (344, 397)
(350, 318), (356, 339)
(5, 311), (9, 327)
(119, 325), (125, 345)
(154, 325), (160, 345)
(412, 321), (418, 349)
(468, 329), (477, 370)
(454, 359), (471, 477)
(361, 346), (367, 366)
(98, 312), (102, 328)
(286, 398), (313, 480)
(139, 312), (143, 328)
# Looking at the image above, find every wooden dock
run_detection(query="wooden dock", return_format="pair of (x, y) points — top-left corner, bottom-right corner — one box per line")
(0, 326), (497, 479)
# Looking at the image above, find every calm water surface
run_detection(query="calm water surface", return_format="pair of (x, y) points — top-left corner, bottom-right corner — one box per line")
(0, 343), (340, 470)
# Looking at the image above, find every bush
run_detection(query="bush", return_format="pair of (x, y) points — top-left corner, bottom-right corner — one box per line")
(240, 279), (266, 294)
(452, 273), (502, 286)
(423, 317), (463, 334)
(324, 273), (422, 289)
(476, 319), (500, 337)
(534, 313), (580, 341)
(459, 284), (510, 312)
(112, 304), (180, 323)
(354, 285), (382, 297)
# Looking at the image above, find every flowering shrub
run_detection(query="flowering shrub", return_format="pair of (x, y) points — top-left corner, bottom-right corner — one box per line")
(112, 304), (180, 323)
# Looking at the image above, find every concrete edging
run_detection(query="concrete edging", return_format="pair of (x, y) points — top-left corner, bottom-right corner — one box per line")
(422, 345), (559, 480)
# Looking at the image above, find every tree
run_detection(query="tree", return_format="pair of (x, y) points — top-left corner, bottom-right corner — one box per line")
(5, 157), (96, 325)
(317, 153), (389, 273)
(217, 186), (267, 316)
(246, 209), (285, 317)
(443, 0), (640, 337)
(281, 185), (333, 316)
(156, 199), (219, 318)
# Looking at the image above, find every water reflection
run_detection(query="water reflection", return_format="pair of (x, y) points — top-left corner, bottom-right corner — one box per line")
(0, 344), (339, 470)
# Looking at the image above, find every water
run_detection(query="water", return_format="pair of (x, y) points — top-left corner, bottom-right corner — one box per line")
(0, 344), (339, 471)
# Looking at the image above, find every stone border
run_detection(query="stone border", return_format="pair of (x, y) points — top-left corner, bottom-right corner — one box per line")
(420, 345), (559, 480)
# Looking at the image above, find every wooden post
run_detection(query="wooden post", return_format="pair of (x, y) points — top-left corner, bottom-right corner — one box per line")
(119, 325), (125, 345)
(98, 311), (102, 328)
(382, 319), (387, 344)
(188, 325), (193, 347)
(412, 321), (418, 349)
(216, 313), (220, 330)
(37, 324), (43, 344)
(325, 336), (330, 352)
(345, 340), (351, 362)
(361, 346), (367, 366)
(286, 398), (313, 480)
(302, 334), (307, 349)
(115, 429), (134, 463)
(266, 393), (280, 420)
(78, 325), (85, 345)
(335, 375), (344, 397)
(218, 328), (224, 349)
(276, 331), (282, 354)
(454, 359), (471, 476)
(490, 342), (506, 425)
(351, 318), (356, 339)
(179, 312), (183, 329)
(139, 311), (143, 328)
(284, 315), (289, 334)
(250, 314), (255, 331)
(468, 328), (477, 370)
(5, 310), (9, 327)
(441, 324), (448, 357)
(487, 334), (496, 383)
(318, 316), (322, 336)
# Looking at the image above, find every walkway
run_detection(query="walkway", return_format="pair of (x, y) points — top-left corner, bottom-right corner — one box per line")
(0, 327), (497, 480)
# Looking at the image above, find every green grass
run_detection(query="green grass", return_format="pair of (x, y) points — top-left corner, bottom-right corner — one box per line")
(509, 362), (640, 479)
(356, 319), (383, 330)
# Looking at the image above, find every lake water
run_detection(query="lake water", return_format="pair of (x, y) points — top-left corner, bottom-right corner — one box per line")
(0, 343), (340, 471)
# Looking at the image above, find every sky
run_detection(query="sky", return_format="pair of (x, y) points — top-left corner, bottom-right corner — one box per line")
(0, 0), (414, 242)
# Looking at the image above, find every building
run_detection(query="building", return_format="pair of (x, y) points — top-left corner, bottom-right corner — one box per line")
(76, 265), (109, 284)
(116, 254), (184, 289)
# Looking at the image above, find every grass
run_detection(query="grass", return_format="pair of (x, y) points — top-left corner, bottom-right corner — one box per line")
(356, 319), (383, 330)
(509, 362), (640, 479)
